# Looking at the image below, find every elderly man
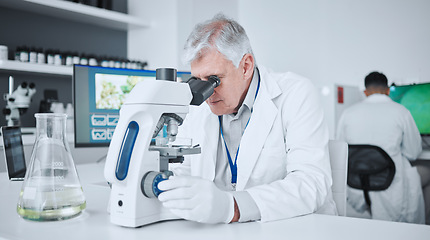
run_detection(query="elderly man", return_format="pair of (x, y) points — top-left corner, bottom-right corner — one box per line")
(158, 14), (336, 223)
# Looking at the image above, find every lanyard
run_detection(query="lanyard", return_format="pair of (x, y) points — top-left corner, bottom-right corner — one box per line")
(218, 74), (260, 186)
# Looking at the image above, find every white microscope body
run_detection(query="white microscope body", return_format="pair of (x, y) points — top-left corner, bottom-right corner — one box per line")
(104, 68), (219, 227)
(3, 76), (36, 126)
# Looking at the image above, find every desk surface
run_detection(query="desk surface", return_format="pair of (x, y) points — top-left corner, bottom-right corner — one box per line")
(1, 162), (429, 240)
(419, 149), (430, 160)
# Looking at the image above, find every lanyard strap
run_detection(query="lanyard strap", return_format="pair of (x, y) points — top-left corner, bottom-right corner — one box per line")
(219, 75), (260, 184)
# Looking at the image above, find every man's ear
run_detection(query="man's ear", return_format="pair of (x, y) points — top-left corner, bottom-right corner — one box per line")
(385, 88), (390, 96)
(364, 89), (370, 97)
(241, 53), (255, 80)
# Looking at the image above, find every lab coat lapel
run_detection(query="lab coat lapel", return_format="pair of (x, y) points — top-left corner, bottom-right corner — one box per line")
(197, 110), (219, 180)
(236, 83), (278, 190)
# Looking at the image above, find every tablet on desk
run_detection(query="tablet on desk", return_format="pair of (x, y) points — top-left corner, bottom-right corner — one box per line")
(1, 126), (27, 181)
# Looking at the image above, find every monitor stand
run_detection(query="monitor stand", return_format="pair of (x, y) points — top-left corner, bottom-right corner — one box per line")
(419, 136), (430, 160)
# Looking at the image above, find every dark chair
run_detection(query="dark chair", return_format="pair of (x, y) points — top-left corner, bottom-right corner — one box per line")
(347, 144), (396, 213)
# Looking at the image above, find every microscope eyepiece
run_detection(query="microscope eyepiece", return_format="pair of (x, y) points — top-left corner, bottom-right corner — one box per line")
(208, 75), (220, 88)
(187, 76), (220, 106)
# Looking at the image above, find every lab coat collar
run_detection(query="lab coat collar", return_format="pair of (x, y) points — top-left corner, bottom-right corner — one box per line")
(235, 66), (279, 190)
(198, 66), (279, 187)
(195, 104), (219, 180)
(229, 67), (260, 120)
(364, 93), (392, 103)
(242, 67), (260, 111)
(258, 66), (282, 99)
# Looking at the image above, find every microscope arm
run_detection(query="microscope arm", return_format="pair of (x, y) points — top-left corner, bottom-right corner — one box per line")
(103, 68), (220, 227)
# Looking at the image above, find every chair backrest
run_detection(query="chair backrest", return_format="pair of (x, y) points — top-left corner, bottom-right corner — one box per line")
(347, 144), (396, 208)
(328, 140), (348, 216)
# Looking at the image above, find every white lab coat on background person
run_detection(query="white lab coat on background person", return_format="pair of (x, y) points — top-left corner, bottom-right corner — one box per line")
(171, 66), (337, 222)
(336, 94), (425, 224)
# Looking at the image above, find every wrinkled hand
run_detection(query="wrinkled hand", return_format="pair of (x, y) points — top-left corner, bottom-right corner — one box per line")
(158, 176), (234, 224)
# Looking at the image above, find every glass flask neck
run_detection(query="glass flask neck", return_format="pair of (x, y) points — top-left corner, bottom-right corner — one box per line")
(35, 113), (68, 140)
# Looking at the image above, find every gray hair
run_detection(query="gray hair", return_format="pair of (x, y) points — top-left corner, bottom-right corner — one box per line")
(182, 13), (254, 68)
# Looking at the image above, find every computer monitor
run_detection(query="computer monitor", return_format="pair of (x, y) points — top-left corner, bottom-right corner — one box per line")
(389, 82), (430, 136)
(73, 65), (191, 147)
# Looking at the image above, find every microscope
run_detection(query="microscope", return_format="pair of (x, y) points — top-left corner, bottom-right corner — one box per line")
(2, 76), (36, 126)
(104, 68), (219, 227)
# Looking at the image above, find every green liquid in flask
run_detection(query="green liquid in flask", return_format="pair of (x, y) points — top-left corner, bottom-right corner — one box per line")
(17, 186), (86, 221)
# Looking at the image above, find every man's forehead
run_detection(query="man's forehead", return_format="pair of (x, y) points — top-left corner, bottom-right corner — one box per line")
(191, 51), (227, 77)
(191, 65), (226, 78)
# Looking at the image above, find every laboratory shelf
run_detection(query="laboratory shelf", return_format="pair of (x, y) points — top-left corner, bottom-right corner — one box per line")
(0, 0), (150, 31)
(0, 60), (72, 76)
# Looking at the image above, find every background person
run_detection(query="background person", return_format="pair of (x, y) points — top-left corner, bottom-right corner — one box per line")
(336, 71), (425, 224)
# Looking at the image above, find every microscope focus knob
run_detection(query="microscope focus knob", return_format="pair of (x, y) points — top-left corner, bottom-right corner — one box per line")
(156, 68), (177, 82)
(141, 171), (173, 198)
(3, 108), (11, 115)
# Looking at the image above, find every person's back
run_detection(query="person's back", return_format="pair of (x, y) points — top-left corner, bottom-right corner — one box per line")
(339, 95), (420, 160)
(337, 71), (424, 224)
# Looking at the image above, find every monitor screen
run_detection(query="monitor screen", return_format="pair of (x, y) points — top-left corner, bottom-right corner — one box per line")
(73, 65), (191, 147)
(389, 82), (430, 136)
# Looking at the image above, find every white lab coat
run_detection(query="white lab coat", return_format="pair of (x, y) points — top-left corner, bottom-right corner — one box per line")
(173, 66), (337, 222)
(336, 94), (424, 224)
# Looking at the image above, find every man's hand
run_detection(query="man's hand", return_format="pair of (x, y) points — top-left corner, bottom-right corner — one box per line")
(158, 176), (235, 224)
(231, 198), (240, 222)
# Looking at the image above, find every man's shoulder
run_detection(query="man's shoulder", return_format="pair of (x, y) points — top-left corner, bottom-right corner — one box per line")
(340, 102), (362, 116)
(259, 66), (314, 93)
(344, 97), (411, 116)
(368, 96), (411, 112)
(386, 99), (410, 111)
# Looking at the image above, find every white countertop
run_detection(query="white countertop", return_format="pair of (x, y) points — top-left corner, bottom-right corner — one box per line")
(2, 131), (430, 160)
(1, 162), (430, 240)
(419, 148), (430, 160)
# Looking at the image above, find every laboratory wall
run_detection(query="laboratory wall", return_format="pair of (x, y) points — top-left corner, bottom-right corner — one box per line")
(127, 0), (238, 71)
(128, 0), (179, 70)
(128, 0), (430, 138)
(237, 0), (430, 137)
(238, 0), (430, 85)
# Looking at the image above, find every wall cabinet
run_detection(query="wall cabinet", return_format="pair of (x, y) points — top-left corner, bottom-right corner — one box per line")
(0, 0), (149, 126)
(0, 0), (149, 30)
(0, 60), (72, 76)
(0, 0), (149, 76)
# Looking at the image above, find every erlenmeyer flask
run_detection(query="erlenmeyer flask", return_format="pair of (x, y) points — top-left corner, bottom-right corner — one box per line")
(17, 113), (86, 221)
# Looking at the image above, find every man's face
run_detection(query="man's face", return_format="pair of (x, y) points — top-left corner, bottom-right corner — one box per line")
(191, 48), (250, 116)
